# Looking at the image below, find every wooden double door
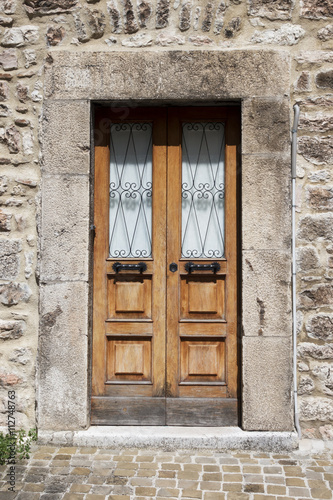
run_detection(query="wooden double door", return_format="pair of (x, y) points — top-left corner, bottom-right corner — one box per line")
(92, 106), (240, 426)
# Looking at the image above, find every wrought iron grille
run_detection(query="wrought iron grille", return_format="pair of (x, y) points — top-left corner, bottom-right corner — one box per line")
(181, 122), (225, 259)
(109, 123), (153, 258)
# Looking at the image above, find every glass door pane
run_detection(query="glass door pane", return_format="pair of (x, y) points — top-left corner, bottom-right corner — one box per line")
(109, 123), (153, 258)
(181, 122), (225, 259)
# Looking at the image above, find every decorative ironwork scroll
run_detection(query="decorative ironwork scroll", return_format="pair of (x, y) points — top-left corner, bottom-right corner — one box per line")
(182, 122), (225, 259)
(109, 123), (152, 258)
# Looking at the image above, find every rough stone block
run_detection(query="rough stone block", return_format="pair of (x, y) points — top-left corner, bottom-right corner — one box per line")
(0, 282), (31, 305)
(243, 251), (291, 337)
(242, 98), (290, 155)
(242, 156), (290, 251)
(0, 49), (17, 70)
(299, 114), (333, 133)
(312, 364), (333, 397)
(46, 26), (65, 46)
(248, 0), (294, 20)
(299, 135), (333, 165)
(306, 186), (333, 210)
(0, 81), (9, 101)
(0, 209), (11, 231)
(298, 214), (333, 242)
(300, 397), (333, 422)
(1, 26), (39, 47)
(242, 337), (293, 431)
(44, 50), (290, 101)
(0, 319), (25, 340)
(306, 314), (333, 341)
(40, 174), (89, 281)
(294, 71), (311, 92)
(42, 100), (90, 175)
(318, 24), (333, 41)
(156, 0), (170, 29)
(298, 375), (314, 395)
(24, 0), (78, 15)
(38, 282), (89, 430)
(300, 0), (333, 19)
(0, 0), (16, 15)
(296, 246), (320, 272)
(0, 238), (21, 279)
(74, 8), (106, 42)
(251, 24), (305, 45)
(316, 70), (333, 89)
(299, 284), (333, 309)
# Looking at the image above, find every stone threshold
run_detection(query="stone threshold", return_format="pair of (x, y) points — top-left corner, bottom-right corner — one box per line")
(38, 426), (299, 452)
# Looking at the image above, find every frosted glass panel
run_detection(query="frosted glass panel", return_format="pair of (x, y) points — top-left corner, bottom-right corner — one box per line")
(182, 122), (225, 259)
(109, 123), (152, 258)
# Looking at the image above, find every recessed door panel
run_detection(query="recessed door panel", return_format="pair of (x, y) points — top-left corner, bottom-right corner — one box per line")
(92, 106), (240, 425)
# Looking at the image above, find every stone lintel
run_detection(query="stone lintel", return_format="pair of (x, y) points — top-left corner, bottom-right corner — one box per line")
(45, 49), (291, 101)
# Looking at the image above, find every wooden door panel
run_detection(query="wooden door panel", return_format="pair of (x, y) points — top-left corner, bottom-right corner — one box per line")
(106, 338), (152, 382)
(92, 108), (167, 422)
(180, 339), (225, 383)
(166, 398), (237, 426)
(108, 275), (152, 318)
(92, 106), (239, 425)
(166, 107), (239, 424)
(181, 276), (225, 319)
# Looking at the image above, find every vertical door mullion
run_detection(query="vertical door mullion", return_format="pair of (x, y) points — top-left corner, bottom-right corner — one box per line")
(166, 108), (182, 397)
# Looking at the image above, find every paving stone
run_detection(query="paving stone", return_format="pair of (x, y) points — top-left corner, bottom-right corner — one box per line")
(135, 486), (156, 495)
(310, 489), (333, 499)
(155, 479), (177, 487)
(227, 494), (250, 500)
(222, 483), (243, 492)
(63, 495), (85, 500)
(70, 484), (91, 493)
(71, 467), (91, 475)
(23, 484), (45, 492)
(264, 475), (285, 484)
(266, 485), (287, 495)
(288, 486), (311, 497)
(86, 495), (106, 500)
(286, 477), (306, 486)
(244, 484), (265, 493)
(203, 465), (220, 472)
(159, 470), (176, 478)
(242, 466), (261, 474)
(204, 494), (225, 500)
(108, 496), (131, 500)
(223, 474), (243, 482)
(202, 472), (222, 481)
(157, 487), (180, 497)
(182, 489), (202, 499)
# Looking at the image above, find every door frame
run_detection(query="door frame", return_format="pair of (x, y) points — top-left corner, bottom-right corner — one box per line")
(38, 49), (293, 433)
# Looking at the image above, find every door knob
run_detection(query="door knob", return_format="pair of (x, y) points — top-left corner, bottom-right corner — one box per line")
(169, 263), (178, 272)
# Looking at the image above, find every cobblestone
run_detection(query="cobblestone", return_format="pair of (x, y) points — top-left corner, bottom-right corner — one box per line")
(1, 446), (333, 499)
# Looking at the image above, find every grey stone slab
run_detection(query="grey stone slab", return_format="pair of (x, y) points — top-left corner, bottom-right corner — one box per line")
(242, 98), (290, 155)
(242, 156), (291, 251)
(40, 174), (90, 282)
(38, 281), (89, 431)
(242, 337), (294, 431)
(242, 250), (292, 337)
(44, 50), (290, 101)
(37, 426), (298, 452)
(41, 100), (90, 175)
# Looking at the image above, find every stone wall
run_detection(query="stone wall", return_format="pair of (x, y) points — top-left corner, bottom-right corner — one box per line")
(0, 0), (332, 438)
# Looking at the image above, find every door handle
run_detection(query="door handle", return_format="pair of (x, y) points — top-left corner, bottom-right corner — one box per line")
(185, 262), (220, 274)
(112, 262), (147, 273)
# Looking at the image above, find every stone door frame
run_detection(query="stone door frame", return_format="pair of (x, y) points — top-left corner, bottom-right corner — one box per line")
(38, 49), (294, 432)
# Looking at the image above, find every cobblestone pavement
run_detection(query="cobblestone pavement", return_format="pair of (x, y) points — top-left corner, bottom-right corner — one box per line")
(1, 445), (333, 500)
